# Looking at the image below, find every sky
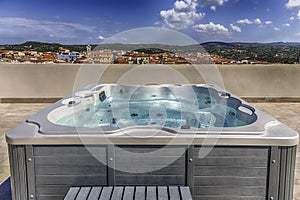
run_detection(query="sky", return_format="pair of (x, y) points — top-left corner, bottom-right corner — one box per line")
(0, 0), (300, 44)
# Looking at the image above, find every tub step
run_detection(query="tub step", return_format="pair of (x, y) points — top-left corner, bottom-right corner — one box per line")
(64, 186), (192, 200)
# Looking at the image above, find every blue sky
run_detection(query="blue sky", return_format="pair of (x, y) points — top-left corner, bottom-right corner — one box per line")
(0, 0), (300, 44)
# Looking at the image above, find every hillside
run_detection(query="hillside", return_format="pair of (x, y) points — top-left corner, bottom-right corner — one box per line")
(1, 41), (300, 64)
(201, 42), (300, 64)
(0, 41), (94, 53)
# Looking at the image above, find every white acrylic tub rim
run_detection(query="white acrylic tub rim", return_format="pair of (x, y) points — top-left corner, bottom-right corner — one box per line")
(5, 84), (299, 146)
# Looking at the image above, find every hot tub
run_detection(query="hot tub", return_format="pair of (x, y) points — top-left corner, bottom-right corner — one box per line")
(6, 84), (298, 200)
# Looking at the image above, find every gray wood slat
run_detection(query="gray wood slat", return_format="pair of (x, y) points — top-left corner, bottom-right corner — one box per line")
(64, 187), (80, 200)
(36, 175), (107, 185)
(115, 175), (185, 186)
(75, 187), (91, 200)
(157, 186), (168, 200)
(180, 187), (192, 200)
(65, 186), (193, 200)
(194, 166), (267, 177)
(87, 187), (102, 200)
(37, 195), (65, 200)
(115, 166), (184, 176)
(169, 186), (180, 200)
(123, 187), (134, 200)
(115, 156), (185, 167)
(193, 186), (265, 196)
(193, 196), (265, 200)
(36, 166), (107, 175)
(34, 146), (107, 156)
(194, 157), (268, 167)
(35, 156), (106, 166)
(194, 176), (266, 187)
(135, 187), (146, 200)
(111, 187), (124, 200)
(99, 187), (113, 200)
(146, 186), (157, 200)
(194, 147), (268, 157)
(36, 185), (70, 196)
(115, 147), (186, 156)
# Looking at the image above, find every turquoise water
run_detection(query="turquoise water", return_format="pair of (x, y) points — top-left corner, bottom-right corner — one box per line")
(56, 92), (249, 128)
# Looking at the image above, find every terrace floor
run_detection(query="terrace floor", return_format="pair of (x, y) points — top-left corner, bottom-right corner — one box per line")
(0, 103), (299, 199)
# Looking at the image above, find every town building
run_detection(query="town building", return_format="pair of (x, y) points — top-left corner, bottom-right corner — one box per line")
(57, 52), (82, 63)
(89, 49), (113, 64)
(122, 52), (150, 64)
(86, 45), (113, 64)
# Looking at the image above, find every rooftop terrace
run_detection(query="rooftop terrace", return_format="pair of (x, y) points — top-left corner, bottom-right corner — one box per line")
(0, 102), (299, 199)
(0, 63), (299, 198)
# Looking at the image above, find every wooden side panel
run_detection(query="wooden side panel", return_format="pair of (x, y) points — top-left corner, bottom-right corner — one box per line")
(114, 146), (187, 186)
(9, 145), (29, 200)
(34, 145), (107, 200)
(193, 146), (269, 200)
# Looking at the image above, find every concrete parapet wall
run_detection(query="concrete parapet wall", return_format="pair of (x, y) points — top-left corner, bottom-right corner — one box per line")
(0, 64), (300, 102)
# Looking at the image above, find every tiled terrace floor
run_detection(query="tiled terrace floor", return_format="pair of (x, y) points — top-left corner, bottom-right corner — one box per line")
(0, 103), (299, 199)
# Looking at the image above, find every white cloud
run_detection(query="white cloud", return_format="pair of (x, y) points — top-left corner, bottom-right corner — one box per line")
(97, 35), (106, 40)
(174, 0), (190, 10)
(265, 21), (272, 25)
(0, 17), (97, 44)
(160, 0), (204, 29)
(174, 0), (197, 11)
(284, 23), (291, 27)
(274, 27), (280, 31)
(197, 0), (228, 7)
(0, 17), (95, 32)
(230, 24), (241, 32)
(298, 10), (300, 20)
(159, 0), (231, 29)
(210, 5), (217, 11)
(173, 0), (229, 10)
(290, 16), (295, 20)
(236, 18), (253, 24)
(193, 22), (230, 36)
(296, 32), (300, 37)
(236, 18), (262, 25)
(285, 0), (300, 9)
(254, 18), (262, 24)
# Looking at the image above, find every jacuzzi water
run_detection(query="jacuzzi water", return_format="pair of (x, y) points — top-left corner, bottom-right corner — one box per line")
(52, 85), (256, 129)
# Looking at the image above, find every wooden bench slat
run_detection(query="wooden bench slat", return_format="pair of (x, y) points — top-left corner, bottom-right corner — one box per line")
(75, 187), (91, 200)
(123, 186), (135, 200)
(169, 186), (180, 200)
(99, 186), (113, 200)
(179, 186), (192, 200)
(111, 186), (124, 200)
(87, 187), (102, 200)
(146, 186), (157, 200)
(135, 186), (146, 200)
(158, 186), (168, 200)
(64, 187), (80, 200)
(65, 186), (192, 200)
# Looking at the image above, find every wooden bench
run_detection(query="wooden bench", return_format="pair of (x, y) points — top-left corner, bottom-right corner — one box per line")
(64, 186), (192, 200)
